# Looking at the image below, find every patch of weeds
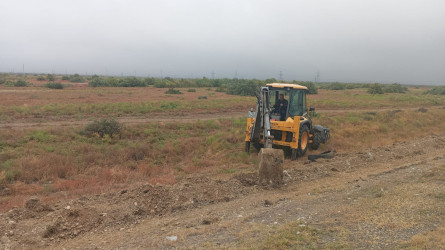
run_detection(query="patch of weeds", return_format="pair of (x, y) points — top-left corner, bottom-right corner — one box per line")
(174, 165), (184, 172)
(165, 88), (182, 94)
(432, 193), (445, 201)
(27, 130), (55, 143)
(187, 88), (196, 92)
(160, 101), (179, 110)
(224, 168), (237, 174)
(255, 221), (322, 249)
(2, 160), (19, 183)
(44, 146), (56, 152)
(198, 96), (207, 99)
(43, 183), (54, 193)
(45, 82), (65, 89)
(367, 186), (384, 198)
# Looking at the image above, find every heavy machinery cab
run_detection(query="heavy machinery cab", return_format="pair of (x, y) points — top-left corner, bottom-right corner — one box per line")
(267, 84), (308, 121)
(245, 83), (330, 160)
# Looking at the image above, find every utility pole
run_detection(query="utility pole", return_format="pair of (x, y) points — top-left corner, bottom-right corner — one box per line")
(279, 71), (283, 81)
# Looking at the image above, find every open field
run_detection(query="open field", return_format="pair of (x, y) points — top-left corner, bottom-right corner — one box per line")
(1, 83), (445, 248)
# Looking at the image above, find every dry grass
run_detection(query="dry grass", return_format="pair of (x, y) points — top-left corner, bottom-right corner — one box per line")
(240, 221), (349, 249)
(310, 88), (445, 109)
(1, 86), (444, 212)
(312, 107), (445, 152)
(0, 118), (251, 211)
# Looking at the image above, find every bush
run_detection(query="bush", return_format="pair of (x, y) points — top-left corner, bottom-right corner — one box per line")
(144, 77), (156, 85)
(118, 77), (147, 87)
(383, 83), (407, 93)
(69, 74), (85, 83)
(198, 96), (207, 99)
(62, 75), (70, 80)
(423, 86), (445, 95)
(187, 88), (196, 92)
(82, 118), (122, 138)
(14, 80), (28, 87)
(37, 76), (46, 81)
(88, 77), (109, 87)
(226, 79), (262, 96)
(293, 81), (318, 94)
(368, 84), (384, 94)
(45, 82), (65, 89)
(165, 88), (182, 94)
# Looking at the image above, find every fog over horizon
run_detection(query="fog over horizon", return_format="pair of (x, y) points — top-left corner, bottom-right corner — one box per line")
(1, 0), (444, 85)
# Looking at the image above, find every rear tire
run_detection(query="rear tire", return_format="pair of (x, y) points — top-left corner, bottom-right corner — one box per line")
(245, 141), (250, 153)
(310, 131), (322, 150)
(298, 126), (309, 156)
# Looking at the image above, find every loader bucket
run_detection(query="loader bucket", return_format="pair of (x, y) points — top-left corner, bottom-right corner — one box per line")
(258, 148), (284, 187)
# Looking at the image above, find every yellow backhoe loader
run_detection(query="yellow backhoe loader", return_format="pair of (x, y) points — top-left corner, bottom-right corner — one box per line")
(245, 83), (330, 160)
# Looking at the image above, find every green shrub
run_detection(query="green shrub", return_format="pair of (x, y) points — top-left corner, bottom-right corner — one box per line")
(82, 118), (122, 138)
(165, 88), (182, 94)
(198, 96), (208, 99)
(2, 160), (18, 183)
(14, 80), (28, 87)
(423, 86), (445, 95)
(368, 84), (384, 94)
(226, 79), (262, 96)
(292, 81), (318, 94)
(383, 83), (407, 93)
(88, 77), (108, 87)
(27, 130), (54, 143)
(215, 86), (226, 92)
(69, 74), (85, 83)
(45, 82), (65, 89)
(37, 76), (46, 81)
(62, 75), (70, 80)
(187, 88), (196, 92)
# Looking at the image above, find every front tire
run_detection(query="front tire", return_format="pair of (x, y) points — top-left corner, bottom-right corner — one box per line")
(298, 126), (309, 156)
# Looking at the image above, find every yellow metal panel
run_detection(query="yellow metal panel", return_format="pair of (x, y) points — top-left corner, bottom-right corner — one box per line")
(245, 117), (254, 141)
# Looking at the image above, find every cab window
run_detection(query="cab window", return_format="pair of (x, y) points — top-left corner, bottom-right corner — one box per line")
(288, 90), (306, 117)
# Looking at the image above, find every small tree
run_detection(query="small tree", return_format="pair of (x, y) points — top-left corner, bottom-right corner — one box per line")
(82, 118), (122, 138)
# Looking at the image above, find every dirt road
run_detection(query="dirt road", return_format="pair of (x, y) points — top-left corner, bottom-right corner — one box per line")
(0, 106), (437, 129)
(1, 132), (444, 249)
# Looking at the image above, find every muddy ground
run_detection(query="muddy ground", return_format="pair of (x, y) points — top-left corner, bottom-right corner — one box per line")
(1, 131), (444, 249)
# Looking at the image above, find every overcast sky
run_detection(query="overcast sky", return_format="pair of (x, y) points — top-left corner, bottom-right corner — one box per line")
(1, 0), (444, 84)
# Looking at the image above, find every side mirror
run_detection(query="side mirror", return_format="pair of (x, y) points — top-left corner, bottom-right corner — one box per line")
(309, 107), (315, 111)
